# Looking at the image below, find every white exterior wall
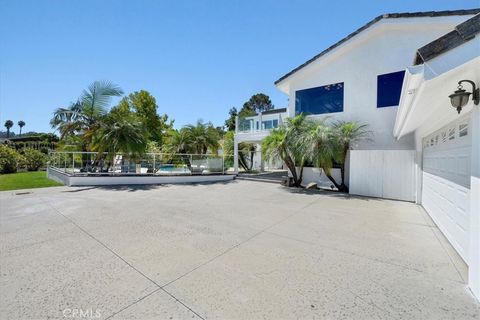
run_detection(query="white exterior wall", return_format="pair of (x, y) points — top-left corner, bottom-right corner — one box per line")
(349, 150), (416, 201)
(280, 17), (471, 150)
(393, 34), (479, 299)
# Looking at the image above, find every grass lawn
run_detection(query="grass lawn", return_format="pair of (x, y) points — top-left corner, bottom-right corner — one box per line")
(0, 171), (63, 191)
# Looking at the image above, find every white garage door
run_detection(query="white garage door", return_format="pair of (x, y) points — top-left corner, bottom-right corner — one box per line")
(422, 114), (471, 263)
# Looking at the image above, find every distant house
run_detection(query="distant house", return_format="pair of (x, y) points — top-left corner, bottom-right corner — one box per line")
(233, 8), (480, 298)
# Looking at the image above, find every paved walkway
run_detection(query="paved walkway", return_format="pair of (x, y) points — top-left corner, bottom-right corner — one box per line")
(0, 181), (478, 319)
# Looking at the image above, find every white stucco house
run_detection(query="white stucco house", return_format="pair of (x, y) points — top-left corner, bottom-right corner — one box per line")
(234, 107), (288, 171)
(393, 12), (480, 299)
(233, 9), (480, 298)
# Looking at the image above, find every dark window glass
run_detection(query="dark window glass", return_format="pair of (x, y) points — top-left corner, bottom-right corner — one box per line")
(377, 71), (405, 108)
(295, 82), (344, 115)
(262, 120), (273, 129)
(239, 119), (251, 131)
(256, 121), (259, 130)
(272, 119), (278, 128)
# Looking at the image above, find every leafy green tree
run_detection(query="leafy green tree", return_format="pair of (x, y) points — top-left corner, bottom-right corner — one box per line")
(242, 93), (274, 114)
(225, 107), (238, 131)
(50, 81), (124, 150)
(4, 120), (13, 138)
(116, 90), (172, 144)
(18, 121), (25, 136)
(225, 94), (274, 132)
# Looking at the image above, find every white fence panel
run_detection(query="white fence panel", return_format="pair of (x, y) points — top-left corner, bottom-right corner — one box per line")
(349, 150), (416, 201)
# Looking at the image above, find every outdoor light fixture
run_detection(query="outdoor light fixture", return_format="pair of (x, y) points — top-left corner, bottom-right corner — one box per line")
(449, 80), (479, 114)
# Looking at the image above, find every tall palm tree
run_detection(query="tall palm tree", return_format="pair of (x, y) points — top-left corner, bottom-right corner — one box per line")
(333, 121), (372, 192)
(50, 81), (123, 149)
(4, 120), (13, 138)
(18, 120), (25, 136)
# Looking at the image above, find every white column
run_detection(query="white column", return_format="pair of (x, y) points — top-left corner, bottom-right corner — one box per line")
(233, 136), (239, 174)
(469, 106), (480, 300)
(258, 143), (264, 172)
(259, 112), (262, 132)
(234, 116), (239, 174)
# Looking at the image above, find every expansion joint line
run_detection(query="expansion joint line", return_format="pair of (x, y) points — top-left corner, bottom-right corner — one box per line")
(40, 197), (205, 320)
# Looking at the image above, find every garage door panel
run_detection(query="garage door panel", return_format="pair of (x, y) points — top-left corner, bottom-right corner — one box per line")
(422, 114), (471, 264)
(423, 177), (470, 261)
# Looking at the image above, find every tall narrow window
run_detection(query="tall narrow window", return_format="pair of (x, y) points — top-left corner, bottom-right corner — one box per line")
(377, 70), (405, 108)
(295, 82), (344, 115)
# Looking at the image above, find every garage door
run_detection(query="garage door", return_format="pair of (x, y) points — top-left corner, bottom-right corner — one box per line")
(422, 114), (471, 263)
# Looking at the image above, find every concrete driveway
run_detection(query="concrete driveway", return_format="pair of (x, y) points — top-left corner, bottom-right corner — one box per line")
(1, 180), (478, 319)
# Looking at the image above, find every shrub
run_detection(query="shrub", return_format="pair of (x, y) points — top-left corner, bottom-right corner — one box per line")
(21, 148), (47, 171)
(0, 145), (24, 173)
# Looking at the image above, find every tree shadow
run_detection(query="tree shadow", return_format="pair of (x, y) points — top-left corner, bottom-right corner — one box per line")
(61, 179), (239, 193)
(282, 186), (379, 202)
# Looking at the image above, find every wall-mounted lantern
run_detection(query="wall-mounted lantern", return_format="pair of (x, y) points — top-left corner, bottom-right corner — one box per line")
(449, 80), (479, 114)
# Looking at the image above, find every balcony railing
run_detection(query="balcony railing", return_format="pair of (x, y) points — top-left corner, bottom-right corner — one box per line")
(48, 152), (235, 176)
(236, 113), (284, 134)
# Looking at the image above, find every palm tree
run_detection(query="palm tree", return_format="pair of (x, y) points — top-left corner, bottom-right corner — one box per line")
(179, 120), (220, 154)
(50, 80), (123, 149)
(92, 111), (148, 158)
(302, 119), (342, 190)
(262, 126), (301, 186)
(262, 115), (310, 187)
(4, 120), (13, 138)
(283, 114), (311, 183)
(333, 121), (372, 192)
(18, 120), (25, 136)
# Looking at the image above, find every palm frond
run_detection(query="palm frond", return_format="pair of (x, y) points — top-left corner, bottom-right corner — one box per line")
(80, 80), (123, 115)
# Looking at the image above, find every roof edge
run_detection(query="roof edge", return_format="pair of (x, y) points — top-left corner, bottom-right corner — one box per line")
(274, 8), (480, 86)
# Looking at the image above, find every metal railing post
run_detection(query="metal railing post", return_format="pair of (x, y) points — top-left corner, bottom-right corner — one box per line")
(190, 154), (193, 175)
(153, 153), (156, 176)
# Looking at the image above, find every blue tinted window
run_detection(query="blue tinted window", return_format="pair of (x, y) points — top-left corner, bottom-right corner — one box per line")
(262, 120), (273, 129)
(272, 119), (278, 128)
(295, 82), (344, 115)
(377, 71), (405, 108)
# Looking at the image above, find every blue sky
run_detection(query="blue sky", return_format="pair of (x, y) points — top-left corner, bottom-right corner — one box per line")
(0, 0), (477, 134)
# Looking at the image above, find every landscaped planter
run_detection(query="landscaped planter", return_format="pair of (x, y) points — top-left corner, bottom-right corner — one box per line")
(289, 167), (345, 190)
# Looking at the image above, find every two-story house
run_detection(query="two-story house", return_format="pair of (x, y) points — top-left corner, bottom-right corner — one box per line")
(234, 8), (479, 299)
